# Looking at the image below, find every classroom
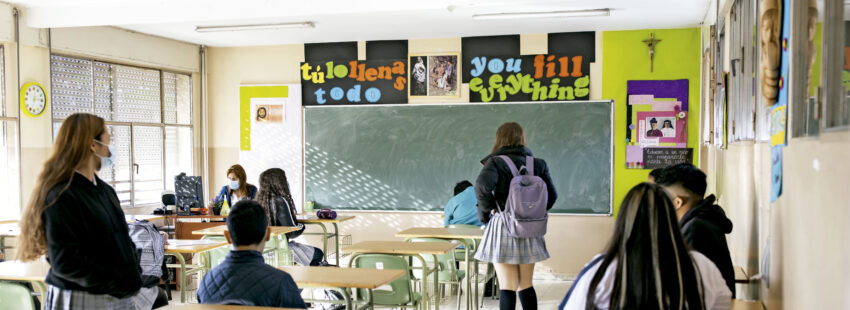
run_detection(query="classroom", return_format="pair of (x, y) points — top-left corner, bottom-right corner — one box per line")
(0, 0), (848, 309)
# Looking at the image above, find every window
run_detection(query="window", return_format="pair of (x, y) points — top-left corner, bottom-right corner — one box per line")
(726, 0), (757, 142)
(821, 0), (850, 130)
(1, 46), (21, 220)
(51, 54), (193, 208)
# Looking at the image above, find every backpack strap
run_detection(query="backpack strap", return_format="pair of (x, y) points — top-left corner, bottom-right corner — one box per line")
(497, 155), (520, 177)
(525, 156), (535, 176)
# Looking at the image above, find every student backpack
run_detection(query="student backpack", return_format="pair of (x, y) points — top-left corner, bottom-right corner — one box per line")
(128, 220), (165, 285)
(497, 155), (549, 238)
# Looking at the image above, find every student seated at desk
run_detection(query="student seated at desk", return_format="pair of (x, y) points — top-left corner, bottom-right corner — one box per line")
(560, 183), (731, 310)
(444, 180), (482, 227)
(216, 164), (258, 208)
(256, 168), (324, 266)
(655, 163), (736, 297)
(198, 200), (306, 308)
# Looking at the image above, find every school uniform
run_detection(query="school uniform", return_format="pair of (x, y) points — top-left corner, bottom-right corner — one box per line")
(443, 187), (482, 227)
(681, 194), (736, 297)
(474, 146), (557, 264)
(42, 173), (157, 310)
(268, 196), (324, 266)
(560, 251), (732, 310)
(198, 250), (306, 308)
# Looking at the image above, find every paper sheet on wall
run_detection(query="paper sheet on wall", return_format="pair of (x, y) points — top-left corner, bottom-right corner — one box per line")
(238, 85), (304, 212)
(628, 95), (655, 105)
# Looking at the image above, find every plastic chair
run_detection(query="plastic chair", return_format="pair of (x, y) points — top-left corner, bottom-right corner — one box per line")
(409, 238), (465, 308)
(0, 282), (37, 310)
(200, 235), (230, 270)
(351, 254), (421, 308)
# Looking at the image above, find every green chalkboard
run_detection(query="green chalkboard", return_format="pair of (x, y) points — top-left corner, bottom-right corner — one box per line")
(304, 101), (613, 214)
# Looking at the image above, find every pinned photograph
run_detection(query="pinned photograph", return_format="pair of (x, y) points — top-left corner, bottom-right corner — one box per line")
(409, 53), (460, 98)
(255, 104), (283, 123)
(638, 111), (684, 143)
(409, 56), (428, 96)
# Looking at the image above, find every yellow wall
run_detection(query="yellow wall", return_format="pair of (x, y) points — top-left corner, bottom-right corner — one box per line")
(206, 35), (612, 277)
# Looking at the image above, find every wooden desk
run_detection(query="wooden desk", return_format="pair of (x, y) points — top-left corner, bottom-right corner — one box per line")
(298, 215), (355, 264)
(281, 266), (405, 309)
(731, 299), (765, 310)
(164, 239), (229, 303)
(125, 214), (165, 223)
(397, 227), (483, 239)
(343, 241), (459, 310)
(193, 226), (299, 268)
(343, 241), (459, 256)
(192, 225), (299, 237)
(0, 260), (49, 300)
(396, 227), (484, 310)
(735, 266), (750, 284)
(0, 223), (20, 254)
(175, 215), (227, 240)
(160, 304), (302, 310)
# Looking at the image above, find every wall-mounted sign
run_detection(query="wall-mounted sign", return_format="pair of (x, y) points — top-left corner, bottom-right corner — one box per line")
(643, 147), (694, 169)
(467, 54), (590, 102)
(301, 60), (407, 105)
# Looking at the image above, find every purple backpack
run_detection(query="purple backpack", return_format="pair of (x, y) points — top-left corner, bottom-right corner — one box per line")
(497, 155), (549, 238)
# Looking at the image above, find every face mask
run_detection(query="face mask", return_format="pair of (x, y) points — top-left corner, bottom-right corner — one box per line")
(94, 140), (116, 170)
(229, 180), (240, 190)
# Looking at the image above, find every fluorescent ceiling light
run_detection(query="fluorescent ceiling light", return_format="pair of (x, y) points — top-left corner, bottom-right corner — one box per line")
(472, 9), (611, 20)
(195, 22), (315, 32)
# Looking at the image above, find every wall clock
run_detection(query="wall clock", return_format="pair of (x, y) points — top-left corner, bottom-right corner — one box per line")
(20, 82), (48, 117)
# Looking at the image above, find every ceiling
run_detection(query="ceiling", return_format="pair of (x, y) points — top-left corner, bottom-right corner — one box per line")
(6, 0), (712, 46)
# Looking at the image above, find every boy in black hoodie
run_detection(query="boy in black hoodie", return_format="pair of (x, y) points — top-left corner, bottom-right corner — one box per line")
(655, 163), (736, 297)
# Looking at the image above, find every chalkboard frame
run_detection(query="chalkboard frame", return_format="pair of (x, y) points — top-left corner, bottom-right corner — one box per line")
(301, 100), (615, 216)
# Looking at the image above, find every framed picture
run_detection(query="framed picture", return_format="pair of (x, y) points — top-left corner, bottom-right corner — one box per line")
(408, 53), (460, 98)
(637, 111), (685, 144)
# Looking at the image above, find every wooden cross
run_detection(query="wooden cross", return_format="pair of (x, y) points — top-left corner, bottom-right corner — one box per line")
(642, 33), (662, 72)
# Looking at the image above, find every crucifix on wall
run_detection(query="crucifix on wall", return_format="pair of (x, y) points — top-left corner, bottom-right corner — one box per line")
(642, 33), (662, 72)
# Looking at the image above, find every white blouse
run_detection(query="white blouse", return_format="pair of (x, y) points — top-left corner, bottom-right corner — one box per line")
(562, 251), (732, 310)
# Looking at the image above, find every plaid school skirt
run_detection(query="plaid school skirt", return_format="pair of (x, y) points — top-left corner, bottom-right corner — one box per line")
(474, 212), (550, 265)
(45, 285), (157, 310)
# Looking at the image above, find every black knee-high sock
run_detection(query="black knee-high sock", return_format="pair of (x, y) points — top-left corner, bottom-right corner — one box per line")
(518, 287), (537, 310)
(499, 290), (517, 310)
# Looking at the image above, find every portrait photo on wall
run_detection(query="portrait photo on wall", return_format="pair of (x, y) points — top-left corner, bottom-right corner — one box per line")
(254, 104), (283, 123)
(409, 56), (428, 96)
(409, 53), (459, 98)
(637, 111), (684, 143)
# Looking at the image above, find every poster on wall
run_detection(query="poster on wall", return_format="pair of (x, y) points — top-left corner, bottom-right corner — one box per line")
(409, 54), (460, 98)
(468, 54), (591, 102)
(624, 79), (690, 169)
(300, 59), (408, 105)
(770, 0), (790, 148)
(239, 84), (305, 212)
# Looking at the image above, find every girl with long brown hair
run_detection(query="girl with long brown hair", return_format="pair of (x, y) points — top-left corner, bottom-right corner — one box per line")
(256, 168), (324, 266)
(474, 122), (558, 310)
(17, 113), (158, 309)
(215, 164), (258, 211)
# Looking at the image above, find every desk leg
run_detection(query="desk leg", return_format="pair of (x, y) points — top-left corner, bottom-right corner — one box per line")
(364, 288), (373, 310)
(168, 252), (187, 303)
(433, 254), (440, 310)
(332, 223), (340, 264)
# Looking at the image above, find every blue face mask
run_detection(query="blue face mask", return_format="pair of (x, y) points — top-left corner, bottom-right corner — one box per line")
(94, 140), (116, 170)
(229, 180), (240, 190)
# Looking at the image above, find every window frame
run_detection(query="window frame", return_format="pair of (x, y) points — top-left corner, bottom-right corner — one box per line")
(821, 0), (850, 131)
(50, 53), (194, 208)
(1, 44), (23, 219)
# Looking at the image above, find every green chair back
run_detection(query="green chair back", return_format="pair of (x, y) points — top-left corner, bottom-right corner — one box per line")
(0, 282), (37, 310)
(201, 235), (230, 270)
(409, 238), (463, 282)
(352, 254), (419, 306)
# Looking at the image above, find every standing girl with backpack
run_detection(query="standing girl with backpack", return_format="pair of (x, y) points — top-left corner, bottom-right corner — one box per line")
(475, 122), (558, 310)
